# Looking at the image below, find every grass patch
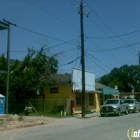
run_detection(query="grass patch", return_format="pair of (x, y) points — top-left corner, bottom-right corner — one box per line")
(0, 119), (4, 126)
(30, 110), (69, 118)
(6, 117), (13, 121)
(18, 115), (24, 121)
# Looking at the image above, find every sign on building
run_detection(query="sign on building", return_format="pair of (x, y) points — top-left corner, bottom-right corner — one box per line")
(72, 68), (95, 92)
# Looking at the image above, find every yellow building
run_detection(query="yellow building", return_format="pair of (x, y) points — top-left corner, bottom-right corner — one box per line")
(38, 74), (119, 115)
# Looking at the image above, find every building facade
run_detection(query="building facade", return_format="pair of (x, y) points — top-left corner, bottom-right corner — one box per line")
(38, 73), (119, 115)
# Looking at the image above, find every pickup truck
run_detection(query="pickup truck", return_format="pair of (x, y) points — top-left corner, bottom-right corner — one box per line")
(100, 99), (129, 116)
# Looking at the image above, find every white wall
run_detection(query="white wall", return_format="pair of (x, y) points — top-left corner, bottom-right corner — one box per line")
(72, 68), (95, 92)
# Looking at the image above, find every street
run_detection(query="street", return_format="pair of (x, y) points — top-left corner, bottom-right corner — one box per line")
(0, 112), (139, 140)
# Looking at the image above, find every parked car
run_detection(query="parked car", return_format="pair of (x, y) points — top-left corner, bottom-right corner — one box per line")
(123, 99), (140, 113)
(100, 99), (128, 117)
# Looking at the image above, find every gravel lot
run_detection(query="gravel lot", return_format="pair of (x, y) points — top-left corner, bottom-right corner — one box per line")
(0, 114), (58, 131)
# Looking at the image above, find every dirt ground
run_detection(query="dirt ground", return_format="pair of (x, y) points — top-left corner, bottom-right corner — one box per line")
(0, 114), (58, 131)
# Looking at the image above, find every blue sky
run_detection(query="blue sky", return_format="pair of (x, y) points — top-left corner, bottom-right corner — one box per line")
(0, 0), (140, 78)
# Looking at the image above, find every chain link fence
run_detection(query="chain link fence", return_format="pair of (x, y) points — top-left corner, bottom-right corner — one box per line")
(9, 98), (71, 115)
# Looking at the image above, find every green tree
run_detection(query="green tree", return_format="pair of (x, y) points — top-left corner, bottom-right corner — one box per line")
(0, 54), (7, 96)
(9, 47), (58, 99)
(97, 64), (139, 92)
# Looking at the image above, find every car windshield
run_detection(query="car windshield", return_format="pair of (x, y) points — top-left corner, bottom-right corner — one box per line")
(105, 100), (118, 104)
(124, 100), (134, 104)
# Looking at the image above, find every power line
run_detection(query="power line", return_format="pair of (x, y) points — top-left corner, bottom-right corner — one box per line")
(86, 40), (140, 52)
(86, 18), (130, 52)
(15, 24), (73, 43)
(86, 4), (137, 53)
(67, 0), (78, 7)
(85, 38), (125, 64)
(47, 37), (80, 50)
(85, 52), (112, 70)
(10, 24), (80, 50)
(59, 56), (80, 67)
(51, 48), (79, 59)
(85, 53), (109, 73)
(27, 0), (79, 32)
(87, 29), (140, 39)
(74, 48), (80, 68)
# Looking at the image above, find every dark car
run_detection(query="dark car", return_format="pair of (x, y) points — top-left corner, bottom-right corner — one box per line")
(123, 99), (140, 113)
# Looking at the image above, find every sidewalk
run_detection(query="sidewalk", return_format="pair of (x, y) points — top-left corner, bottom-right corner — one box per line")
(74, 112), (100, 118)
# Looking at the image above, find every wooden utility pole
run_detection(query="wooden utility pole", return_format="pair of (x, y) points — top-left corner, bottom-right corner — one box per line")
(3, 19), (16, 113)
(0, 21), (10, 114)
(80, 0), (86, 118)
(138, 51), (140, 91)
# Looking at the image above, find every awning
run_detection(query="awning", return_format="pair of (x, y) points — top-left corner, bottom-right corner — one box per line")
(102, 88), (119, 95)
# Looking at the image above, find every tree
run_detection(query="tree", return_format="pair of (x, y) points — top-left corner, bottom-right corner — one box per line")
(9, 47), (58, 99)
(0, 54), (7, 96)
(97, 64), (139, 92)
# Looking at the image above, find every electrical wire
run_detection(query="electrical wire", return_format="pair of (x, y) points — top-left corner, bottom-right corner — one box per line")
(85, 52), (112, 70)
(86, 18), (129, 52)
(87, 29), (140, 39)
(86, 40), (140, 52)
(15, 24), (76, 45)
(27, 0), (79, 32)
(74, 48), (80, 68)
(9, 24), (81, 54)
(86, 4), (137, 53)
(85, 38), (125, 65)
(59, 56), (80, 67)
(67, 0), (78, 7)
(85, 53), (109, 73)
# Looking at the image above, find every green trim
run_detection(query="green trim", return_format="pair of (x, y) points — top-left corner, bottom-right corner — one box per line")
(102, 88), (119, 95)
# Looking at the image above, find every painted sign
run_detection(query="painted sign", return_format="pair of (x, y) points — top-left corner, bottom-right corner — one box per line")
(72, 68), (95, 92)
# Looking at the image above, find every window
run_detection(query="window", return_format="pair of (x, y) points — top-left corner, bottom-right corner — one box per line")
(120, 100), (123, 104)
(124, 100), (134, 104)
(105, 100), (119, 104)
(76, 93), (81, 106)
(89, 94), (94, 105)
(50, 88), (58, 94)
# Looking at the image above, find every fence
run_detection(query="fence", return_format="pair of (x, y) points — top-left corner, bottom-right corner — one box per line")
(9, 98), (71, 115)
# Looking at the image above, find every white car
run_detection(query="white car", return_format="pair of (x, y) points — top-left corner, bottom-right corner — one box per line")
(124, 99), (140, 113)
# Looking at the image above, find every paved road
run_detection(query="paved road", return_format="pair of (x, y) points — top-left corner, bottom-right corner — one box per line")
(0, 112), (140, 140)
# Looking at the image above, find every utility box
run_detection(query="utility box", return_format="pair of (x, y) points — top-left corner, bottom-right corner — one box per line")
(0, 94), (5, 114)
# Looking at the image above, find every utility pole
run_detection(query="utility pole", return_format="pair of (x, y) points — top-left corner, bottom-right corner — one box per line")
(138, 51), (140, 90)
(6, 22), (10, 114)
(0, 22), (10, 113)
(80, 0), (86, 118)
(3, 19), (16, 113)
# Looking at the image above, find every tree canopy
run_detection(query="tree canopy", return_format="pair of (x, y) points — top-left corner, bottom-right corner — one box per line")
(0, 54), (7, 95)
(96, 64), (140, 92)
(0, 47), (58, 99)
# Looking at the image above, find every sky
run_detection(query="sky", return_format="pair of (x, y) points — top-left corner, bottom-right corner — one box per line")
(0, 0), (140, 79)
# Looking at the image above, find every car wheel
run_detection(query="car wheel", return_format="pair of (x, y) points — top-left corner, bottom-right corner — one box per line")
(125, 108), (128, 115)
(117, 109), (121, 116)
(133, 108), (137, 113)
